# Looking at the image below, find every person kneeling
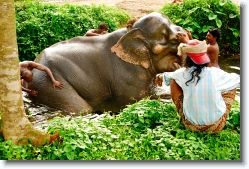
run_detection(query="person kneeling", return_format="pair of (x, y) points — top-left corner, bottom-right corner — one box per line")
(155, 40), (240, 134)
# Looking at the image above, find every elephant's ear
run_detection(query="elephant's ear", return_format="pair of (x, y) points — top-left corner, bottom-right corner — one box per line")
(111, 28), (151, 69)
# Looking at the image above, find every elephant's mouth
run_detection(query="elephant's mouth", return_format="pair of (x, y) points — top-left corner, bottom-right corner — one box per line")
(153, 54), (181, 73)
(172, 62), (181, 69)
(169, 46), (182, 70)
(166, 60), (181, 72)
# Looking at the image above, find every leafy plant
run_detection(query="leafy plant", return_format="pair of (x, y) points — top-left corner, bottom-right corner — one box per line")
(160, 0), (240, 57)
(116, 99), (164, 130)
(226, 100), (240, 133)
(0, 99), (240, 160)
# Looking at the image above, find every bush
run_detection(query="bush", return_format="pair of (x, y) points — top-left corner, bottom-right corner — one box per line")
(15, 1), (130, 61)
(160, 0), (240, 58)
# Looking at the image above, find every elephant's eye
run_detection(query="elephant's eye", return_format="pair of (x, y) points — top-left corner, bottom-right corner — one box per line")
(170, 25), (183, 35)
(161, 33), (168, 42)
(171, 39), (179, 45)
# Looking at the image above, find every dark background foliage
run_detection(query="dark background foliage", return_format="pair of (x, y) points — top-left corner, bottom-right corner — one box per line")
(15, 1), (130, 61)
(160, 0), (240, 58)
(15, 0), (240, 61)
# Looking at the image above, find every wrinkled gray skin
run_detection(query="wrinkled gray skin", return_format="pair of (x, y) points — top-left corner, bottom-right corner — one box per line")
(27, 12), (185, 114)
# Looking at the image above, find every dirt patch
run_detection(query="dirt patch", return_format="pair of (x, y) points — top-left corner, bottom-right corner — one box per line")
(44, 0), (240, 19)
(44, 0), (172, 18)
(115, 0), (171, 18)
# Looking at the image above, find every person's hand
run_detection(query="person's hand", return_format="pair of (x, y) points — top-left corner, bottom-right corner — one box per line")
(176, 33), (188, 43)
(28, 90), (38, 96)
(155, 74), (163, 87)
(53, 81), (64, 89)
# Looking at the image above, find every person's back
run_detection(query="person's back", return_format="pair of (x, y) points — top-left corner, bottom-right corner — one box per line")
(20, 61), (34, 74)
(206, 28), (220, 68)
(173, 66), (239, 125)
(155, 39), (240, 133)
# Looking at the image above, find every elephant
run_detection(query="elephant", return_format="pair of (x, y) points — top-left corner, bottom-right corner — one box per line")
(26, 12), (185, 115)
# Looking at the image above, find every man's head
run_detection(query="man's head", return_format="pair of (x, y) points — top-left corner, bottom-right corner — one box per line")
(206, 28), (220, 42)
(98, 22), (109, 31)
(21, 70), (33, 82)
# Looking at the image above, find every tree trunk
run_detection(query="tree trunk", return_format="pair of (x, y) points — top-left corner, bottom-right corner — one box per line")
(0, 0), (57, 145)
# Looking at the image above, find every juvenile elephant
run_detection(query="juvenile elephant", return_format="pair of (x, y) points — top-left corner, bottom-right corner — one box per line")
(27, 12), (185, 114)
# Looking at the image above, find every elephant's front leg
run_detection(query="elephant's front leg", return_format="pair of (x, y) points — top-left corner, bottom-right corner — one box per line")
(53, 89), (93, 115)
(56, 85), (93, 115)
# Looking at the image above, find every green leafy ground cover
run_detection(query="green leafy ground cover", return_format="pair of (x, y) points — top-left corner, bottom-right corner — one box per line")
(0, 99), (240, 160)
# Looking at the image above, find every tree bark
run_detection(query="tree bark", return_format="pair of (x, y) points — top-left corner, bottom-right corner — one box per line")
(0, 0), (57, 145)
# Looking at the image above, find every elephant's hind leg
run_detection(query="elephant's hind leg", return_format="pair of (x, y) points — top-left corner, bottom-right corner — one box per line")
(53, 92), (93, 115)
(35, 85), (93, 115)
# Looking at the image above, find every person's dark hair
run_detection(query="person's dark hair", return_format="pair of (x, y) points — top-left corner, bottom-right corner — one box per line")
(185, 56), (209, 86)
(98, 22), (109, 30)
(208, 28), (220, 41)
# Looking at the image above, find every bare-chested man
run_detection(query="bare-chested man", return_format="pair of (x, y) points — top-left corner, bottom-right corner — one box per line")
(206, 28), (221, 68)
(177, 28), (221, 68)
(20, 61), (64, 96)
(84, 22), (109, 36)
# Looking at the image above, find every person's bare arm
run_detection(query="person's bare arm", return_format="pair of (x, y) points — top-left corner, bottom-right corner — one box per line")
(21, 85), (38, 96)
(84, 29), (100, 36)
(207, 45), (219, 67)
(100, 31), (107, 34)
(28, 62), (64, 89)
